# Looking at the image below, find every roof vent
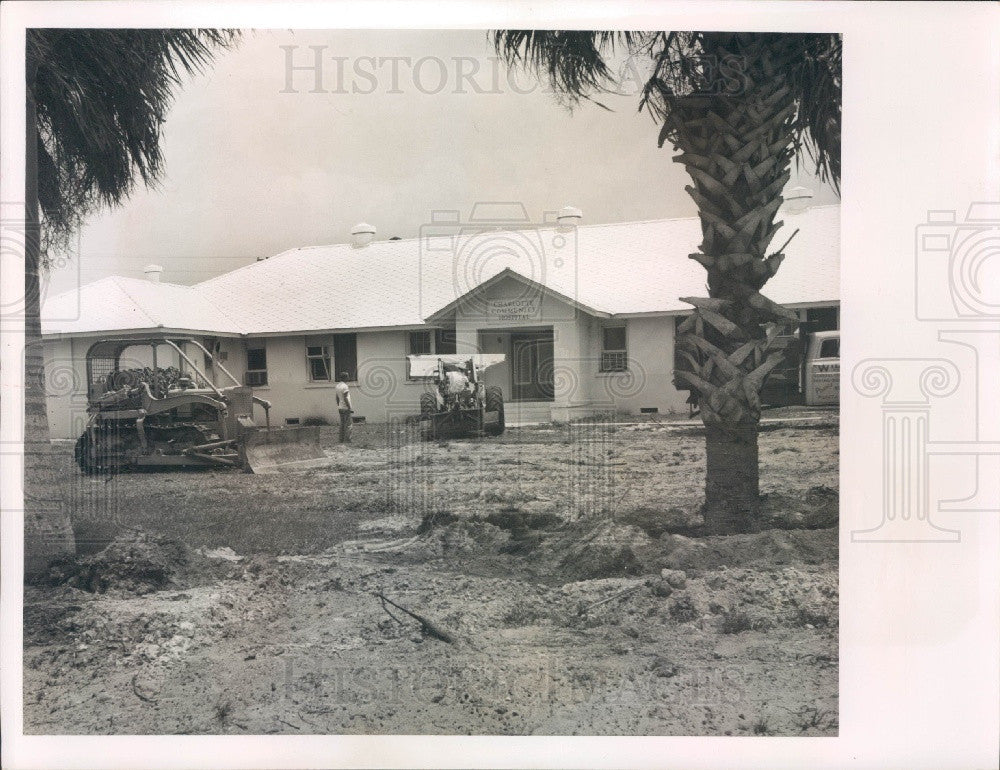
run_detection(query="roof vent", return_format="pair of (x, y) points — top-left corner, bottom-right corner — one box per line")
(143, 264), (163, 283)
(351, 222), (376, 248)
(783, 186), (814, 215)
(556, 205), (582, 230)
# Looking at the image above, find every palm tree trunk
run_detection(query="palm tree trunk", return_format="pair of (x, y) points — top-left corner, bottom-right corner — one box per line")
(668, 33), (803, 533)
(704, 422), (759, 529)
(24, 57), (75, 576)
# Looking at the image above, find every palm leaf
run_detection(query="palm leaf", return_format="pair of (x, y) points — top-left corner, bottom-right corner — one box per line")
(28, 29), (239, 253)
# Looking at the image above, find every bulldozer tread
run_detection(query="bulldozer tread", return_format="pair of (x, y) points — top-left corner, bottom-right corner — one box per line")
(419, 392), (437, 417)
(75, 430), (132, 475)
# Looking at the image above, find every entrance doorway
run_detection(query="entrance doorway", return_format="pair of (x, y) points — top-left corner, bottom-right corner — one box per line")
(511, 330), (554, 401)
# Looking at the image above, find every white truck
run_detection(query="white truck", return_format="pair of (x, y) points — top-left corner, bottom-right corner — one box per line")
(803, 330), (840, 406)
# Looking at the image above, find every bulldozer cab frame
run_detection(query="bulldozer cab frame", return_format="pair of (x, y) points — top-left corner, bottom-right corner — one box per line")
(86, 337), (246, 402)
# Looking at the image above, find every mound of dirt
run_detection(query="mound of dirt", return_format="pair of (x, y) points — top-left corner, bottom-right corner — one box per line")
(663, 565), (838, 631)
(485, 510), (562, 533)
(409, 519), (511, 559)
(656, 527), (837, 572)
(550, 521), (655, 581)
(416, 510), (460, 534)
(555, 565), (837, 634)
(615, 506), (701, 538)
(44, 530), (227, 596)
(761, 485), (839, 530)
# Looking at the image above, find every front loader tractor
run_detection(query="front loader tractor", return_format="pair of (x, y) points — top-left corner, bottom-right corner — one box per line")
(74, 337), (325, 474)
(408, 354), (506, 440)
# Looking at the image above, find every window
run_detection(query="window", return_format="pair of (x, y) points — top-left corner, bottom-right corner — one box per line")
(333, 333), (357, 381)
(408, 331), (431, 356)
(409, 329), (457, 357)
(434, 328), (457, 355)
(245, 347), (267, 387)
(407, 329), (457, 377)
(806, 306), (838, 332)
(818, 337), (839, 359)
(407, 331), (431, 379)
(600, 325), (628, 372)
(306, 345), (332, 381)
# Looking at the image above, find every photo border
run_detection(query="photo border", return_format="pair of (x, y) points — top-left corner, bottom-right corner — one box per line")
(2, 1), (998, 769)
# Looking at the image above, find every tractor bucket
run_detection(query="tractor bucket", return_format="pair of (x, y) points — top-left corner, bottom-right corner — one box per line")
(241, 426), (326, 473)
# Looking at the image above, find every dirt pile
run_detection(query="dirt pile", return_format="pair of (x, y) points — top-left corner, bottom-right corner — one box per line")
(390, 506), (837, 583)
(761, 485), (839, 530)
(554, 521), (653, 580)
(615, 505), (702, 537)
(412, 515), (660, 581)
(657, 528), (837, 572)
(663, 566), (838, 631)
(410, 517), (510, 558)
(556, 565), (837, 634)
(43, 530), (230, 596)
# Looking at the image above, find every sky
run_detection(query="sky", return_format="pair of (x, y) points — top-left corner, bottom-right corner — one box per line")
(47, 29), (839, 297)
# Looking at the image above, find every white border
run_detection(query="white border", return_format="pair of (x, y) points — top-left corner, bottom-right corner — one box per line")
(3, 2), (999, 768)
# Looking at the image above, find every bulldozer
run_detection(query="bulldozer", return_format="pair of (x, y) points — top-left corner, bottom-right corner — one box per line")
(409, 354), (506, 440)
(73, 337), (325, 474)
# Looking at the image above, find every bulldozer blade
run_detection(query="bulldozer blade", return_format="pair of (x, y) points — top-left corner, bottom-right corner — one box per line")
(242, 426), (326, 473)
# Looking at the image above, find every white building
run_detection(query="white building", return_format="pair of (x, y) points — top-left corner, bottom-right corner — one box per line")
(40, 204), (839, 440)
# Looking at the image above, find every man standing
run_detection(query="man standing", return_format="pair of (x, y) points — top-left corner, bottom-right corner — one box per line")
(335, 371), (353, 443)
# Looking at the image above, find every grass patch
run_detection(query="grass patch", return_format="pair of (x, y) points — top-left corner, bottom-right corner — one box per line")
(794, 607), (831, 628)
(791, 705), (838, 733)
(214, 700), (233, 724)
(669, 595), (699, 623)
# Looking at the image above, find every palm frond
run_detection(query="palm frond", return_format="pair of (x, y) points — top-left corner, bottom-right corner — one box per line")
(494, 30), (840, 191)
(28, 28), (239, 252)
(492, 30), (652, 103)
(786, 33), (841, 192)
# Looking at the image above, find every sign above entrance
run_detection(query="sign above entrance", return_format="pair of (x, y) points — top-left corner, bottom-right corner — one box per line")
(486, 297), (540, 322)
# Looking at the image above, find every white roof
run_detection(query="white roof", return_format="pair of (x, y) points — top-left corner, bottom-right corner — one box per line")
(42, 205), (839, 337)
(41, 275), (242, 337)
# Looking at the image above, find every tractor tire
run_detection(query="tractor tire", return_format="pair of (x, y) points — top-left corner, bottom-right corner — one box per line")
(419, 392), (438, 441)
(484, 386), (505, 436)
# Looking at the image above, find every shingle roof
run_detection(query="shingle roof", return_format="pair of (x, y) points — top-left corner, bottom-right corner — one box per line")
(42, 205), (839, 337)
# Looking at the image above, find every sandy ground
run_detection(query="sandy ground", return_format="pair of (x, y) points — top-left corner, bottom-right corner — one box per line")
(25, 413), (838, 736)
